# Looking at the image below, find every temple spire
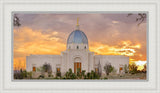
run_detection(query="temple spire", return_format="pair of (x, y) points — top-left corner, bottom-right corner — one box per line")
(77, 17), (79, 26)
(76, 17), (80, 30)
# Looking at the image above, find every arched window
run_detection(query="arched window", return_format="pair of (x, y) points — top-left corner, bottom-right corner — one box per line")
(77, 46), (79, 49)
(33, 66), (36, 72)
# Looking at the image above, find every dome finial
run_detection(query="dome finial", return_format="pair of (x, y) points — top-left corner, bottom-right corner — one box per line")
(76, 17), (79, 30)
(77, 17), (79, 26)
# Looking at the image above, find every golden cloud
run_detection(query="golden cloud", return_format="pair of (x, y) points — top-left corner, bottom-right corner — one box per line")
(14, 27), (66, 70)
(89, 41), (142, 57)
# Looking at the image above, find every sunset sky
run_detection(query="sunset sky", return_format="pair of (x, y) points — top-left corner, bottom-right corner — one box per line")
(13, 13), (147, 70)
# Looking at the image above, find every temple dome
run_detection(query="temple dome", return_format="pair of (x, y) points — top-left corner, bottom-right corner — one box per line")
(67, 30), (88, 45)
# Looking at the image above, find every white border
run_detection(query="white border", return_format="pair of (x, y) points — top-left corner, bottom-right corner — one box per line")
(0, 0), (160, 93)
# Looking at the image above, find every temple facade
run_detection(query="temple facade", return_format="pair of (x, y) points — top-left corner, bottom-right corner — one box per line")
(26, 19), (129, 77)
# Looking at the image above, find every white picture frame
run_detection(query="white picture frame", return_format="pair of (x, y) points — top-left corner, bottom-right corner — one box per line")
(0, 0), (160, 93)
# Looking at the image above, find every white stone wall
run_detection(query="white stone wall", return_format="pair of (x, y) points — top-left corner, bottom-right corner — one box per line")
(94, 55), (129, 75)
(61, 51), (68, 76)
(26, 55), (62, 76)
(88, 52), (95, 72)
(26, 52), (129, 77)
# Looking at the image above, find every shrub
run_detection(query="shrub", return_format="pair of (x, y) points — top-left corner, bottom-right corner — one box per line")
(27, 71), (32, 79)
(86, 72), (91, 79)
(64, 68), (77, 79)
(129, 63), (138, 74)
(85, 71), (100, 79)
(104, 77), (108, 79)
(14, 69), (28, 79)
(48, 74), (53, 77)
(56, 72), (61, 77)
(63, 69), (100, 79)
(39, 75), (44, 78)
(104, 63), (114, 75)
(81, 70), (86, 78)
(71, 73), (77, 79)
(42, 63), (52, 74)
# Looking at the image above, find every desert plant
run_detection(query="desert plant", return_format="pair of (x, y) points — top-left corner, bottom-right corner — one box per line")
(56, 72), (61, 77)
(81, 70), (86, 78)
(63, 69), (100, 79)
(104, 63), (114, 75)
(42, 63), (52, 74)
(14, 69), (31, 79)
(14, 70), (22, 79)
(71, 73), (77, 79)
(27, 71), (32, 79)
(129, 63), (138, 74)
(104, 77), (108, 79)
(98, 61), (102, 77)
(38, 75), (44, 79)
(76, 68), (82, 79)
(124, 64), (129, 73)
(69, 68), (72, 73)
(85, 70), (100, 79)
(64, 68), (77, 79)
(142, 64), (147, 73)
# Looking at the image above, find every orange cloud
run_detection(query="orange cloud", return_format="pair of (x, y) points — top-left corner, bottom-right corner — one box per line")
(89, 41), (146, 70)
(89, 41), (142, 57)
(14, 27), (66, 70)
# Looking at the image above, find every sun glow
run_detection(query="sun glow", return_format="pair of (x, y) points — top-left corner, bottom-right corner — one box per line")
(90, 40), (141, 57)
(135, 61), (147, 70)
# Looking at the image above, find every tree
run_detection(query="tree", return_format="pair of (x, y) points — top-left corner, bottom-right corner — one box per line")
(129, 63), (138, 74)
(13, 14), (21, 27)
(127, 13), (146, 26)
(42, 63), (52, 74)
(14, 69), (29, 79)
(142, 64), (147, 73)
(104, 63), (114, 75)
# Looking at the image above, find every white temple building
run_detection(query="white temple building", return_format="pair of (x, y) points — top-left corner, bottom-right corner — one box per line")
(26, 19), (129, 77)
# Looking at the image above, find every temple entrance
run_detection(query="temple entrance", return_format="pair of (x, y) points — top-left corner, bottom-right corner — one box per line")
(74, 62), (81, 73)
(74, 57), (81, 73)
